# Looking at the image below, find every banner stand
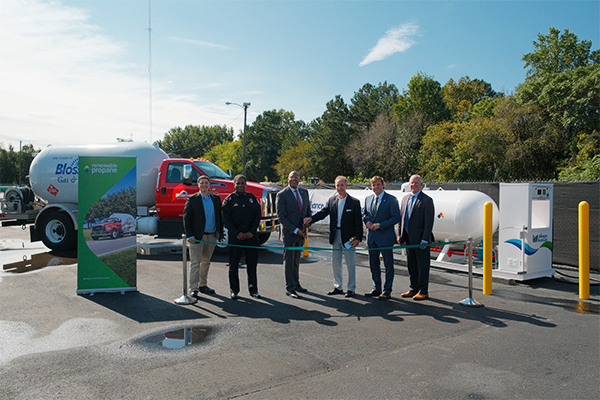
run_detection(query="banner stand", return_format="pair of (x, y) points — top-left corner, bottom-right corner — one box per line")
(77, 156), (138, 295)
(459, 237), (483, 307)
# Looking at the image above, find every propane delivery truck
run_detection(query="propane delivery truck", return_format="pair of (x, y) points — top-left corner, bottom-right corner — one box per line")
(0, 142), (279, 251)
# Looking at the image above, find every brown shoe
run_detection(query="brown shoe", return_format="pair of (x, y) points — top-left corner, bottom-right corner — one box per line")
(378, 292), (391, 300)
(401, 291), (418, 298)
(413, 293), (429, 300)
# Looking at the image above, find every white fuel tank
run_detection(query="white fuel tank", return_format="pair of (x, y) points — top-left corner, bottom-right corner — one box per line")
(29, 142), (168, 207)
(416, 188), (499, 242)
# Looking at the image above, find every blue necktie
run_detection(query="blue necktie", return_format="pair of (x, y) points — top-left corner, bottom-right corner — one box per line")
(405, 195), (415, 232)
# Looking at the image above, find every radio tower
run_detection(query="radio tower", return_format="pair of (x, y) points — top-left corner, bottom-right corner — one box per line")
(147, 0), (152, 143)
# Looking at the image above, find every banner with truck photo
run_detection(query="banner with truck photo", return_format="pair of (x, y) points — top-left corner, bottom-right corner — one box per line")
(77, 156), (137, 294)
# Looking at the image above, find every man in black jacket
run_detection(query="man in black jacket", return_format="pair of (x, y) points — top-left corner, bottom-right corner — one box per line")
(304, 176), (363, 297)
(222, 175), (262, 299)
(183, 175), (223, 298)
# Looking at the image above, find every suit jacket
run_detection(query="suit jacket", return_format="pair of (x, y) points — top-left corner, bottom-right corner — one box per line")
(398, 191), (435, 245)
(311, 193), (363, 245)
(183, 192), (223, 241)
(276, 185), (311, 244)
(363, 191), (401, 247)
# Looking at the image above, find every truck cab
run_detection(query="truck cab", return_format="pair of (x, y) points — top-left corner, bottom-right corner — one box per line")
(155, 158), (279, 244)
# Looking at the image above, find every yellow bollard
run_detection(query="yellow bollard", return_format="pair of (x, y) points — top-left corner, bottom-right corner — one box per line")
(303, 228), (309, 257)
(579, 201), (590, 300)
(483, 201), (493, 295)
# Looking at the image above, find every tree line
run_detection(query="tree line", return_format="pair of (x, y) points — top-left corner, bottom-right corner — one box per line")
(2, 28), (598, 186)
(159, 27), (599, 183)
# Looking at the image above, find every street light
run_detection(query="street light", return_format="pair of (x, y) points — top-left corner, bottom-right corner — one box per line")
(225, 101), (250, 176)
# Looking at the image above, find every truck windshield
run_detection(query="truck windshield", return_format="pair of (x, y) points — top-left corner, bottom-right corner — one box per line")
(193, 160), (230, 179)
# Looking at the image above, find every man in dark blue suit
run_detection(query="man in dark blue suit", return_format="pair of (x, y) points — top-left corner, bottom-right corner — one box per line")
(276, 171), (312, 299)
(304, 176), (363, 297)
(363, 176), (401, 300)
(397, 174), (435, 300)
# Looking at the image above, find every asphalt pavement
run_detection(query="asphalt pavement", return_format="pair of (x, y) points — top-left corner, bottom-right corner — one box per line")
(1, 224), (598, 400)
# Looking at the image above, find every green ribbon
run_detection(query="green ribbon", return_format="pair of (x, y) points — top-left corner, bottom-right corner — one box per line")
(190, 239), (465, 252)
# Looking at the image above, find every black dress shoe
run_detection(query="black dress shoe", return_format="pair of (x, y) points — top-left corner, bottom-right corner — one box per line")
(199, 286), (216, 294)
(296, 286), (308, 293)
(345, 290), (355, 298)
(230, 290), (239, 300)
(378, 292), (391, 300)
(327, 288), (344, 295)
(286, 291), (301, 299)
(250, 292), (261, 299)
(190, 290), (200, 299)
(364, 290), (382, 297)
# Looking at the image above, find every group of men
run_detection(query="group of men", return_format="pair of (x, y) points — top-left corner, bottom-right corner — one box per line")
(183, 170), (435, 302)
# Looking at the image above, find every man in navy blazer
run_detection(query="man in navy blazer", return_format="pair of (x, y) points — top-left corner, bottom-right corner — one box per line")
(183, 175), (223, 298)
(276, 171), (312, 298)
(304, 176), (363, 297)
(397, 174), (435, 300)
(363, 176), (401, 300)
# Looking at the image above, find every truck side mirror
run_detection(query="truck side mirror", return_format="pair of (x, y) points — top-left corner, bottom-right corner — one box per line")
(182, 164), (194, 185)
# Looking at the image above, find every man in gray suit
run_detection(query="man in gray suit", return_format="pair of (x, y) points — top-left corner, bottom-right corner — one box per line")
(397, 174), (435, 300)
(363, 176), (401, 300)
(276, 171), (312, 299)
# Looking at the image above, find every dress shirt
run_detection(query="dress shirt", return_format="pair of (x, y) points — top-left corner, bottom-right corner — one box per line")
(337, 195), (347, 228)
(201, 193), (216, 233)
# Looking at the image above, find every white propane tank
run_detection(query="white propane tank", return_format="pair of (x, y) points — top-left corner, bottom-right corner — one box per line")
(418, 188), (499, 242)
(29, 142), (168, 207)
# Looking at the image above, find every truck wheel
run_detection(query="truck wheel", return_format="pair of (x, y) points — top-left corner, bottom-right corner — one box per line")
(214, 227), (229, 254)
(40, 211), (76, 251)
(258, 232), (271, 245)
(110, 229), (118, 239)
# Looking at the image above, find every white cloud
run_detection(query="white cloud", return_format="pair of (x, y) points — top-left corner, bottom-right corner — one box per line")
(359, 23), (419, 67)
(166, 36), (234, 50)
(0, 0), (233, 149)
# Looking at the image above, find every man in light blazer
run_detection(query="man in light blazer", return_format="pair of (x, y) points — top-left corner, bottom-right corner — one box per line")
(397, 174), (435, 300)
(304, 176), (363, 297)
(363, 176), (401, 300)
(276, 171), (312, 299)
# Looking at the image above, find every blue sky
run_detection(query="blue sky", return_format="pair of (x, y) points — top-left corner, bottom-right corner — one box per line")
(1, 0), (598, 150)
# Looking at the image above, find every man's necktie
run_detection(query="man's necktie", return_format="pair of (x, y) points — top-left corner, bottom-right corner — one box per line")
(294, 189), (303, 211)
(405, 195), (415, 232)
(373, 196), (379, 218)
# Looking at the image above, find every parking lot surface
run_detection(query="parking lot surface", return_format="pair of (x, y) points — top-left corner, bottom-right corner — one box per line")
(1, 225), (598, 400)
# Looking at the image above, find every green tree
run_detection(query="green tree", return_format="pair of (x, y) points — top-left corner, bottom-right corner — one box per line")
(516, 63), (600, 138)
(394, 72), (451, 126)
(305, 95), (354, 182)
(349, 111), (422, 182)
(275, 141), (312, 181)
(349, 81), (399, 132)
(522, 27), (600, 80)
(420, 96), (565, 181)
(558, 131), (600, 180)
(443, 76), (497, 122)
(204, 140), (242, 176)
(517, 27), (599, 172)
(157, 125), (233, 158)
(245, 109), (303, 182)
(0, 143), (39, 185)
